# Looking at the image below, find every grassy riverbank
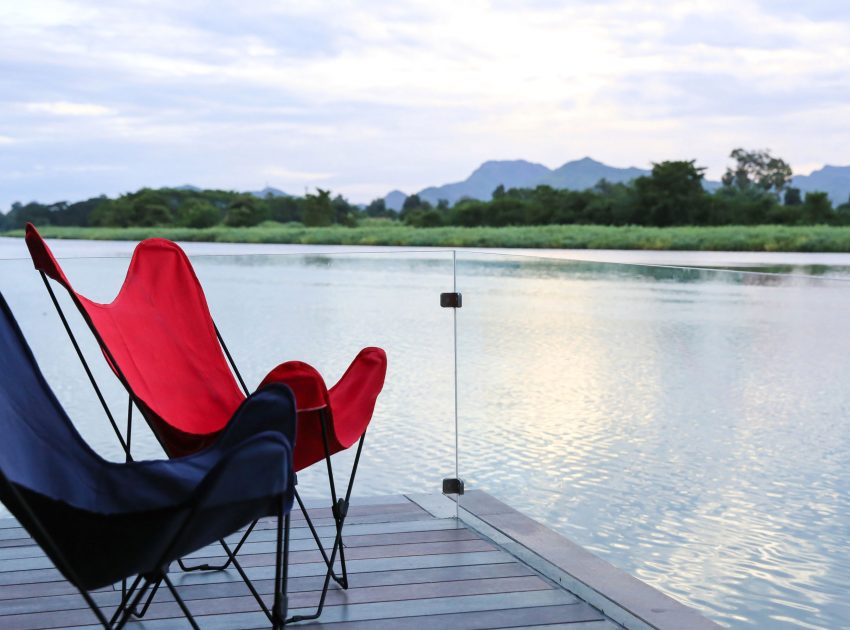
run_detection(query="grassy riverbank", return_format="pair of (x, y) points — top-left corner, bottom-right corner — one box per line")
(5, 222), (850, 251)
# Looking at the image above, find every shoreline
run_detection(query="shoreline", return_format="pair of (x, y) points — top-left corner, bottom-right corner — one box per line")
(5, 223), (850, 253)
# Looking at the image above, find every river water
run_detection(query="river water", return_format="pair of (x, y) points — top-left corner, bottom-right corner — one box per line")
(1, 237), (849, 629)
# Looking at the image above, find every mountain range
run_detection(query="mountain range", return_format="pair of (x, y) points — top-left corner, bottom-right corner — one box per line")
(176, 184), (289, 198)
(384, 157), (850, 210)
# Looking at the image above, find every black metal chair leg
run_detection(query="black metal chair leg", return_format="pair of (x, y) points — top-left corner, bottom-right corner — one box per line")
(177, 519), (257, 572)
(110, 574), (143, 626)
(39, 273), (131, 459)
(162, 574), (200, 630)
(273, 503), (290, 629)
(218, 537), (273, 621)
(130, 577), (161, 618)
(114, 578), (154, 630)
(287, 433), (365, 623)
(315, 411), (355, 590)
(329, 434), (365, 590)
(286, 507), (345, 624)
(295, 490), (342, 579)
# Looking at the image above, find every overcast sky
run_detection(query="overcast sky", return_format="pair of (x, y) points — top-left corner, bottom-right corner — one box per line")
(1, 0), (849, 208)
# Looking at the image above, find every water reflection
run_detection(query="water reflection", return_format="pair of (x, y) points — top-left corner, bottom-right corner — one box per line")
(456, 252), (850, 629)
(0, 247), (849, 629)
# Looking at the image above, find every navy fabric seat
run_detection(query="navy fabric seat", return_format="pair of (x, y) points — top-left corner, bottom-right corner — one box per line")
(0, 292), (295, 627)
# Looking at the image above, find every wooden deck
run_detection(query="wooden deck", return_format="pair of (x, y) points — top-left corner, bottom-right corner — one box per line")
(0, 493), (624, 629)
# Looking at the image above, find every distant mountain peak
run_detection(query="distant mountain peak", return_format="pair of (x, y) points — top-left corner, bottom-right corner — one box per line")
(377, 156), (850, 209)
(384, 190), (408, 212)
(385, 157), (658, 207)
(251, 186), (288, 198)
(412, 159), (551, 206)
(473, 158), (547, 171)
(792, 164), (850, 203)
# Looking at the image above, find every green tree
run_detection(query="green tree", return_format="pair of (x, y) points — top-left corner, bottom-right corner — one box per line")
(712, 186), (780, 224)
(224, 195), (264, 227)
(523, 186), (557, 224)
(177, 199), (220, 228)
(835, 195), (850, 225)
(783, 187), (802, 206)
(634, 160), (708, 226)
(401, 194), (426, 212)
(487, 197), (526, 226)
(128, 189), (172, 226)
(801, 192), (833, 224)
(722, 148), (793, 196)
(267, 196), (303, 223)
(365, 198), (391, 217)
(331, 194), (357, 226)
(590, 180), (637, 225)
(451, 199), (487, 226)
(400, 193), (432, 223)
(404, 208), (443, 227)
(303, 189), (334, 226)
(137, 203), (172, 226)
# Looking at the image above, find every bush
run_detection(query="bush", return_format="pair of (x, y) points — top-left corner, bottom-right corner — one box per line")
(177, 200), (220, 228)
(224, 196), (264, 227)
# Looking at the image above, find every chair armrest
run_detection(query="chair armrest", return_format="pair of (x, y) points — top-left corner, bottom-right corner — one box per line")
(215, 383), (298, 451)
(192, 431), (294, 511)
(25, 223), (72, 287)
(259, 361), (330, 412)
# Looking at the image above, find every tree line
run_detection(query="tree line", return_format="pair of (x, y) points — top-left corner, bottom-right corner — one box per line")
(3, 149), (850, 231)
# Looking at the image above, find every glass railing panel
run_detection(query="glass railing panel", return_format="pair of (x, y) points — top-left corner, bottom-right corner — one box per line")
(191, 250), (457, 497)
(0, 241), (458, 513)
(455, 250), (850, 629)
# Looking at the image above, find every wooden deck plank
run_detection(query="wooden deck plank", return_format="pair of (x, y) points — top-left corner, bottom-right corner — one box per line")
(0, 575), (555, 630)
(308, 603), (607, 629)
(0, 529), (482, 573)
(0, 494), (624, 630)
(0, 579), (112, 602)
(167, 550), (517, 588)
(0, 506), (442, 553)
(0, 564), (540, 616)
(0, 518), (465, 563)
(0, 541), (500, 587)
(70, 590), (584, 630)
(0, 502), (431, 546)
(513, 622), (623, 630)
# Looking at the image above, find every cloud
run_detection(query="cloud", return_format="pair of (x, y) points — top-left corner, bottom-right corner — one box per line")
(1, 0), (849, 208)
(24, 101), (114, 116)
(262, 167), (334, 181)
(757, 0), (850, 21)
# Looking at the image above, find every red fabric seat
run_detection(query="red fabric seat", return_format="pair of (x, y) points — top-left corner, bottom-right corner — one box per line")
(24, 224), (386, 468)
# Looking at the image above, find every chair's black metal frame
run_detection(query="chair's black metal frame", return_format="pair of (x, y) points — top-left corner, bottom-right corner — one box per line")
(0, 463), (291, 630)
(39, 271), (366, 622)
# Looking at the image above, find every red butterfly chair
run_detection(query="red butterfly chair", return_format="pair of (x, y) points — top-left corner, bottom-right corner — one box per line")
(25, 224), (386, 623)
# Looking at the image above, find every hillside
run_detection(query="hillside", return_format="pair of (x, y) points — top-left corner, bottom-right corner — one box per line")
(388, 157), (660, 209)
(793, 165), (850, 204)
(385, 157), (850, 210)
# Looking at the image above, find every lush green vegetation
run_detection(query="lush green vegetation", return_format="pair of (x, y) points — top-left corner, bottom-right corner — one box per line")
(3, 150), (850, 252)
(6, 222), (850, 252)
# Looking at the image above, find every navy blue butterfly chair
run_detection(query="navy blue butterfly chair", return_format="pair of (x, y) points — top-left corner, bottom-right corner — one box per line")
(0, 292), (296, 629)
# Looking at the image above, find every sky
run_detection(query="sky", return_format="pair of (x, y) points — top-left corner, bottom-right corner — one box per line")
(1, 0), (849, 209)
